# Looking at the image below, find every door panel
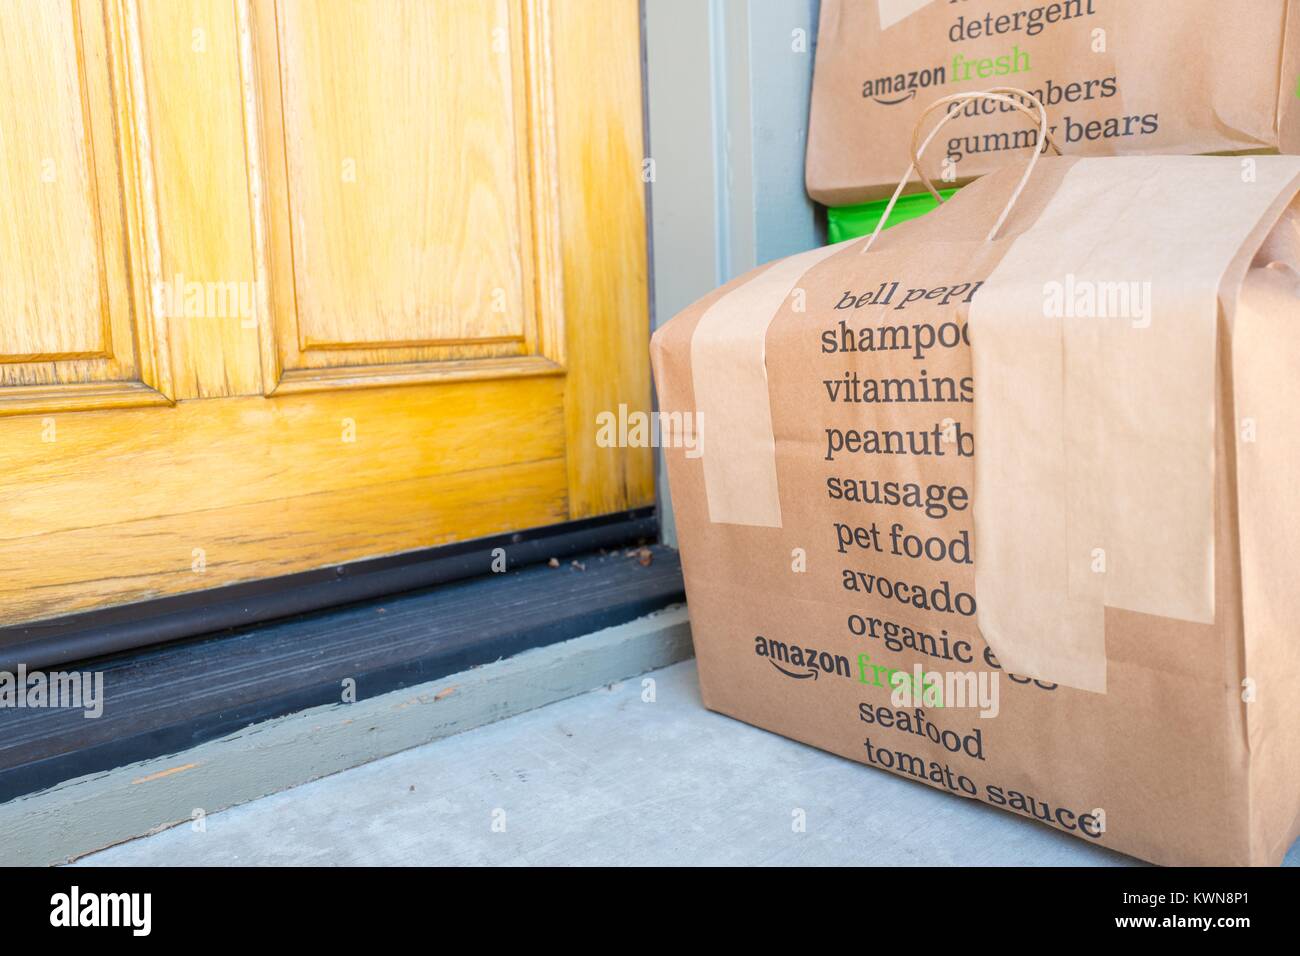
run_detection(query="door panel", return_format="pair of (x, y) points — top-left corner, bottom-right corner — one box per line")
(0, 0), (165, 409)
(136, 0), (263, 398)
(0, 1), (104, 360)
(252, 0), (563, 393)
(0, 0), (651, 629)
(274, 0), (529, 350)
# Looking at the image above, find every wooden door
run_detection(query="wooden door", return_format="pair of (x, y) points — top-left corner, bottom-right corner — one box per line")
(0, 0), (652, 626)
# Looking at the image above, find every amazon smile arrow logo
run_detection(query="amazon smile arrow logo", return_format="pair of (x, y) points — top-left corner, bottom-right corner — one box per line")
(862, 63), (947, 107)
(769, 660), (819, 680)
(753, 635), (852, 682)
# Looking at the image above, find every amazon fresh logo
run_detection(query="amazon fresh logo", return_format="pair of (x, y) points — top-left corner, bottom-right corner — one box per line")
(753, 638), (957, 708)
(861, 63), (946, 106)
(754, 636), (852, 681)
(862, 46), (1031, 106)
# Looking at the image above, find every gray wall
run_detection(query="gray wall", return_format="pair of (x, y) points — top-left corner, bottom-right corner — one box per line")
(643, 0), (822, 544)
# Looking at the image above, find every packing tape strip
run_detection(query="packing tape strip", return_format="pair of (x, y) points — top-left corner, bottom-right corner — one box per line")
(690, 243), (846, 528)
(971, 155), (1300, 694)
(877, 0), (938, 32)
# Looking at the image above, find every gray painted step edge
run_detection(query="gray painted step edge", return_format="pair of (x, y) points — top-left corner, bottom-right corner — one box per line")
(0, 605), (693, 867)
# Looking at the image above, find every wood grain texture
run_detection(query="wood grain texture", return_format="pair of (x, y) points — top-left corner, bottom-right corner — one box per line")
(0, 376), (566, 543)
(0, 0), (165, 401)
(552, 0), (654, 518)
(136, 0), (263, 398)
(0, 375), (570, 623)
(246, 0), (553, 391)
(247, 0), (567, 392)
(0, 457), (568, 623)
(276, 0), (527, 349)
(0, 0), (105, 361)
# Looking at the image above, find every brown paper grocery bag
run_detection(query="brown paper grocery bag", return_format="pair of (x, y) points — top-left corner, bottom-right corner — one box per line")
(808, 0), (1300, 205)
(654, 90), (1300, 865)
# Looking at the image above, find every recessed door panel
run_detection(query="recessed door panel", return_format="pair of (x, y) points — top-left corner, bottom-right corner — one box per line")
(0, 0), (165, 412)
(253, 0), (563, 393)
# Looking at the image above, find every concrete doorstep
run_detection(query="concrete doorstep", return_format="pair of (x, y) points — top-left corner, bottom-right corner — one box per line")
(72, 656), (1241, 867)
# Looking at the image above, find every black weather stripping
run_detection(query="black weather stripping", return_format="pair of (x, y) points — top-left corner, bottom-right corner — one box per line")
(0, 508), (657, 672)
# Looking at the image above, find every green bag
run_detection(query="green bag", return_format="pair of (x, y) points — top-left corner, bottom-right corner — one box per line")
(826, 188), (958, 244)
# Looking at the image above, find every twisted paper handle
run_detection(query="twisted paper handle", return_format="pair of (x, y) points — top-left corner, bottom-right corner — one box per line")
(862, 88), (1061, 252)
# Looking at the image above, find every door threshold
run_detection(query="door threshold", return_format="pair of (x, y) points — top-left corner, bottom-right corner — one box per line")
(0, 544), (684, 809)
(7, 603), (693, 867)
